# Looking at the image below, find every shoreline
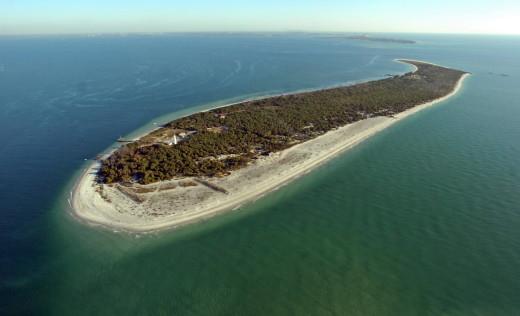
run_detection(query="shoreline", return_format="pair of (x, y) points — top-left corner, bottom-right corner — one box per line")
(77, 59), (417, 161)
(70, 62), (469, 233)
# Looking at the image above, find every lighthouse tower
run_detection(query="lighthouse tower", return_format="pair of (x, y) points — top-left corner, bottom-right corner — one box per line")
(173, 134), (178, 145)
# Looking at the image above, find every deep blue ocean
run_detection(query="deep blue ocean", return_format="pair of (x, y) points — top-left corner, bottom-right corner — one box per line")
(1, 33), (520, 315)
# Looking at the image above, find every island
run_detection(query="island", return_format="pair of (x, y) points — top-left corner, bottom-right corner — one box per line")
(71, 60), (469, 232)
(347, 35), (416, 44)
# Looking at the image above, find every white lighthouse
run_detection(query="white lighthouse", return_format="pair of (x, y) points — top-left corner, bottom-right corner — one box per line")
(167, 134), (178, 146)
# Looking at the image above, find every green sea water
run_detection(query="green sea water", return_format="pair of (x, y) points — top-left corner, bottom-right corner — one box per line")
(2, 34), (520, 315)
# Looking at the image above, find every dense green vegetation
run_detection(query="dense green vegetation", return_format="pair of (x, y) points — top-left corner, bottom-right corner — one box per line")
(99, 61), (466, 184)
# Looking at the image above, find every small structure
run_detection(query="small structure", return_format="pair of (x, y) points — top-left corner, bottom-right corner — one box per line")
(206, 126), (225, 134)
(166, 134), (178, 146)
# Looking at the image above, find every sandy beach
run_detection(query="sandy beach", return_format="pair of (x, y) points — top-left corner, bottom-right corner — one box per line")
(71, 65), (469, 233)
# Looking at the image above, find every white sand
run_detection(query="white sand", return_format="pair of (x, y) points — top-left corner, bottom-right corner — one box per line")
(71, 70), (469, 232)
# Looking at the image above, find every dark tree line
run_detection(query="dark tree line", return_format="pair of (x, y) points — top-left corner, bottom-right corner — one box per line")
(99, 61), (466, 184)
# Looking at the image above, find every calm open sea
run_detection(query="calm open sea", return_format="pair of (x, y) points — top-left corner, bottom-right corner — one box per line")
(1, 33), (520, 315)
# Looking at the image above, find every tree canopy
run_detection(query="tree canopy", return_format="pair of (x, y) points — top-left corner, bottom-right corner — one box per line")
(99, 61), (466, 184)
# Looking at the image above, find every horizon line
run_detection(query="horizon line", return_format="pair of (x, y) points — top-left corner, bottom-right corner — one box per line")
(1, 30), (519, 37)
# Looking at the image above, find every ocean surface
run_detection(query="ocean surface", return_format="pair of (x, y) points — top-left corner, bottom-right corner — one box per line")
(1, 33), (520, 315)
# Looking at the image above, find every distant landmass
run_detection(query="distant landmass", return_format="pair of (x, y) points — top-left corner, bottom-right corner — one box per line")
(346, 35), (416, 44)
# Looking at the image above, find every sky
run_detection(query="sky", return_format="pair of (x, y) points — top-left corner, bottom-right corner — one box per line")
(1, 0), (520, 35)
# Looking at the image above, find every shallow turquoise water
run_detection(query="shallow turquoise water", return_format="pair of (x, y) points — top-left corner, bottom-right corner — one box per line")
(1, 34), (520, 315)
